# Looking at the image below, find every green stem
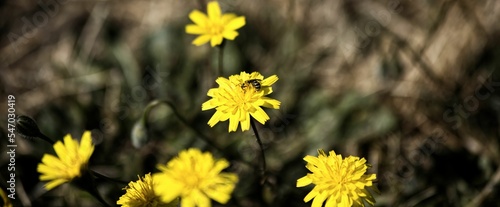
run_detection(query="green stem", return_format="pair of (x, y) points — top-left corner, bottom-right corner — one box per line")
(217, 41), (225, 76)
(73, 171), (111, 207)
(92, 171), (129, 185)
(88, 187), (111, 207)
(39, 133), (55, 145)
(250, 118), (267, 178)
(144, 100), (222, 151)
(143, 99), (255, 168)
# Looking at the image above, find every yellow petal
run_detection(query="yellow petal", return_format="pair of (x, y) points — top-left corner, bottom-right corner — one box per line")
(192, 35), (212, 46)
(186, 25), (206, 35)
(64, 134), (77, 155)
(311, 191), (328, 207)
(192, 189), (211, 207)
(205, 188), (230, 204)
(52, 141), (67, 162)
(44, 179), (67, 190)
(261, 75), (278, 86)
(240, 113), (250, 131)
(153, 174), (182, 203)
(222, 30), (238, 40)
(206, 88), (219, 97)
(181, 196), (195, 207)
(249, 72), (264, 80)
(207, 1), (221, 21)
(303, 155), (320, 166)
(258, 97), (281, 109)
(221, 13), (237, 24)
(296, 176), (312, 187)
(228, 113), (239, 132)
(79, 131), (94, 160)
(225, 16), (245, 30)
(304, 188), (319, 202)
(189, 10), (209, 26)
(325, 195), (336, 207)
(202, 99), (218, 111)
(210, 35), (223, 47)
(249, 106), (270, 124)
(208, 110), (224, 127)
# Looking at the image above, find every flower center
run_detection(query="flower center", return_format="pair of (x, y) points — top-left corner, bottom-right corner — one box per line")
(209, 22), (224, 35)
(185, 175), (201, 188)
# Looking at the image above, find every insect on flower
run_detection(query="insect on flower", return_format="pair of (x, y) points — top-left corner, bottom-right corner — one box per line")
(241, 79), (262, 91)
(202, 72), (280, 132)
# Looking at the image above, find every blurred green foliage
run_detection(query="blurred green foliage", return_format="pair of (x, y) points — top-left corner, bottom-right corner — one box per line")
(1, 0), (500, 207)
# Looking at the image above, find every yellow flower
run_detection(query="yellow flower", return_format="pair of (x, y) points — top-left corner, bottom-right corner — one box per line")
(0, 188), (12, 207)
(297, 149), (377, 207)
(117, 173), (179, 207)
(37, 131), (94, 190)
(185, 1), (245, 47)
(153, 148), (238, 207)
(202, 71), (281, 132)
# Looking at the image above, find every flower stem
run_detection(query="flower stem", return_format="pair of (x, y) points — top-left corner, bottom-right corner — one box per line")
(73, 171), (111, 207)
(91, 171), (129, 185)
(145, 100), (222, 151)
(250, 118), (267, 178)
(145, 99), (256, 168)
(88, 188), (111, 207)
(217, 40), (225, 76)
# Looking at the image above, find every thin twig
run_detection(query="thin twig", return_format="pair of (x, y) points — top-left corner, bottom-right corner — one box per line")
(385, 30), (448, 91)
(467, 165), (500, 207)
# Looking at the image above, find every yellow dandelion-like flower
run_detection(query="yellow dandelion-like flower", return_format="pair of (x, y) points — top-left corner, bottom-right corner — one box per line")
(1, 188), (12, 207)
(202, 71), (281, 132)
(297, 149), (377, 207)
(153, 148), (238, 207)
(185, 1), (245, 47)
(117, 173), (178, 207)
(37, 131), (94, 190)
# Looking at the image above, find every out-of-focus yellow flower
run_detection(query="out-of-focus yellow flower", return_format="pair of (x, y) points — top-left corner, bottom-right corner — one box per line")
(37, 131), (94, 190)
(117, 173), (178, 207)
(153, 148), (238, 207)
(185, 1), (245, 47)
(202, 71), (281, 132)
(297, 149), (377, 207)
(0, 188), (12, 207)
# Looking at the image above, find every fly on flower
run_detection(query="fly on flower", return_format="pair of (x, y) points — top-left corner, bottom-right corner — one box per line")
(241, 79), (262, 91)
(202, 71), (281, 132)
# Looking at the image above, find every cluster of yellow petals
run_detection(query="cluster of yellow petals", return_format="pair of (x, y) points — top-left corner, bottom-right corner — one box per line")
(153, 148), (238, 207)
(186, 1), (246, 47)
(202, 71), (281, 132)
(117, 173), (178, 207)
(37, 131), (94, 190)
(297, 150), (377, 207)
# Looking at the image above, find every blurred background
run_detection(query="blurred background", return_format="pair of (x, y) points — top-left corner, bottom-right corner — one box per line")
(1, 0), (500, 206)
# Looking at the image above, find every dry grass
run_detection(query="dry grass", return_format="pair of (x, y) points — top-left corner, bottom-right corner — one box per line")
(1, 0), (500, 206)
